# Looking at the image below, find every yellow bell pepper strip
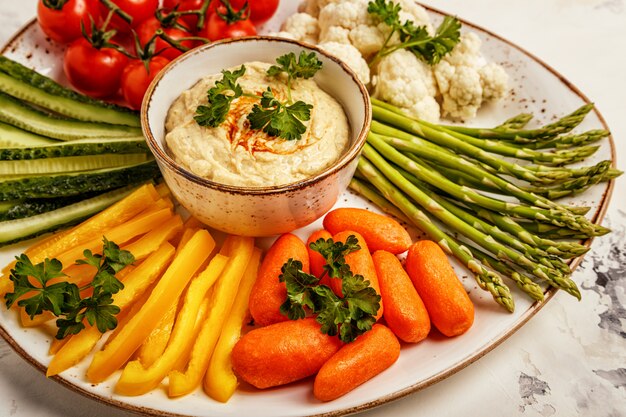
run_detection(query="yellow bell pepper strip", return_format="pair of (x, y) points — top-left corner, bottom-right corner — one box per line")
(55, 208), (172, 268)
(86, 230), (215, 383)
(115, 254), (229, 396)
(184, 216), (205, 229)
(1, 183), (159, 277)
(48, 336), (69, 355)
(175, 228), (200, 256)
(155, 182), (171, 198)
(135, 299), (179, 368)
(122, 215), (183, 261)
(20, 309), (55, 327)
(172, 294), (212, 372)
(46, 243), (175, 377)
(204, 247), (262, 402)
(168, 235), (254, 397)
(140, 197), (174, 214)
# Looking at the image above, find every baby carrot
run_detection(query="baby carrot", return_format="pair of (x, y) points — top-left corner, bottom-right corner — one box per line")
(331, 231), (383, 319)
(231, 318), (342, 389)
(313, 324), (400, 401)
(248, 233), (309, 327)
(372, 250), (430, 343)
(306, 229), (332, 286)
(405, 240), (474, 337)
(323, 208), (412, 254)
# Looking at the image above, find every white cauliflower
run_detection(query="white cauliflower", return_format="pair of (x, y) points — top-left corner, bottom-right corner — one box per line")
(479, 62), (509, 100)
(371, 49), (440, 122)
(316, 0), (434, 58)
(434, 32), (508, 120)
(277, 13), (320, 44)
(318, 42), (371, 85)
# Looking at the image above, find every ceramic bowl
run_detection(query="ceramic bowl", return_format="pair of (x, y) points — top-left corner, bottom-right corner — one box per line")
(142, 37), (371, 236)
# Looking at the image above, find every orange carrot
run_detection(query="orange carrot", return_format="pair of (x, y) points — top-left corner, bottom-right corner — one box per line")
(405, 240), (474, 337)
(331, 231), (383, 319)
(372, 250), (430, 343)
(248, 233), (309, 327)
(313, 324), (400, 401)
(323, 208), (411, 254)
(231, 318), (342, 389)
(306, 229), (332, 281)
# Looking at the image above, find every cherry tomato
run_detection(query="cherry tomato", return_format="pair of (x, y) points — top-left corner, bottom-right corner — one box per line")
(37, 0), (101, 44)
(201, 6), (257, 41)
(64, 38), (129, 98)
(100, 0), (159, 32)
(121, 56), (170, 110)
(230, 0), (279, 24)
(136, 16), (199, 61)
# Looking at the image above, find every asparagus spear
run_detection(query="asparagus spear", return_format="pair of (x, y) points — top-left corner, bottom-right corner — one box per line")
(362, 142), (581, 298)
(439, 102), (594, 140)
(367, 133), (604, 236)
(496, 113), (534, 130)
(355, 158), (516, 312)
(350, 177), (545, 303)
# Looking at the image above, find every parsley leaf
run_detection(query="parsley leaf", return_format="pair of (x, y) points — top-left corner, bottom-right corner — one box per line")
(278, 235), (381, 343)
(247, 87), (312, 141)
(195, 65), (246, 127)
(4, 239), (134, 340)
(368, 0), (461, 66)
(267, 51), (323, 83)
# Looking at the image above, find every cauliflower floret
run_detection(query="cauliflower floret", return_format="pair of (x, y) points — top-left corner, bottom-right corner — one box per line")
(394, 0), (434, 34)
(438, 64), (482, 120)
(319, 26), (351, 44)
(479, 62), (509, 100)
(318, 42), (371, 85)
(279, 13), (319, 44)
(372, 49), (440, 122)
(434, 32), (508, 120)
(298, 0), (340, 17)
(318, 0), (385, 58)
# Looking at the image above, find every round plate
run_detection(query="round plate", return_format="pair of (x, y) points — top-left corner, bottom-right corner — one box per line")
(0, 3), (616, 417)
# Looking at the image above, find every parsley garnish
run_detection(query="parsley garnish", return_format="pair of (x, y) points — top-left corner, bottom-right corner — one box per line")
(267, 51), (323, 103)
(279, 235), (381, 343)
(368, 0), (461, 66)
(194, 65), (246, 128)
(247, 88), (313, 141)
(194, 52), (322, 141)
(4, 238), (134, 339)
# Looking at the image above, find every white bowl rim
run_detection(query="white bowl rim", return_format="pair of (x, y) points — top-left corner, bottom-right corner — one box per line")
(141, 36), (372, 196)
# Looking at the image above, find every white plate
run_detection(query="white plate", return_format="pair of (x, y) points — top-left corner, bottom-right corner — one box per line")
(0, 3), (616, 417)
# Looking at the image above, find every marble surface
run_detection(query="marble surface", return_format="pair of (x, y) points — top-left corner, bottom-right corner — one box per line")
(0, 1), (625, 416)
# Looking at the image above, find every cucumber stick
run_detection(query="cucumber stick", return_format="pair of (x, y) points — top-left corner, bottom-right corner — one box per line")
(0, 194), (99, 221)
(0, 153), (148, 175)
(0, 121), (56, 148)
(0, 185), (140, 247)
(0, 93), (142, 141)
(0, 56), (139, 127)
(0, 160), (160, 200)
(0, 136), (148, 160)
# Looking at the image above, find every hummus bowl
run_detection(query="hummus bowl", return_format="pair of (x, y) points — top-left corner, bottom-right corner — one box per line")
(142, 37), (371, 236)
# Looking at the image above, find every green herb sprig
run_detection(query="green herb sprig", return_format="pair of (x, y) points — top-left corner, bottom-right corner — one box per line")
(194, 51), (322, 141)
(4, 238), (134, 339)
(194, 65), (246, 128)
(279, 235), (381, 343)
(368, 0), (461, 67)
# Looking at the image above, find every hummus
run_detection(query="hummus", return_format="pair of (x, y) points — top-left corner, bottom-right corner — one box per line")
(164, 61), (350, 187)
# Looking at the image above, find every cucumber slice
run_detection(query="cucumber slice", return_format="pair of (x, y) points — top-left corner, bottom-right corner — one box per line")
(0, 121), (57, 148)
(0, 56), (139, 127)
(0, 160), (161, 200)
(0, 93), (142, 141)
(0, 185), (141, 247)
(0, 153), (149, 175)
(0, 137), (148, 160)
(0, 194), (101, 221)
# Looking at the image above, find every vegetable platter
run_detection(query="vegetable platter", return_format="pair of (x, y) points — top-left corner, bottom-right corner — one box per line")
(0, 2), (616, 417)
